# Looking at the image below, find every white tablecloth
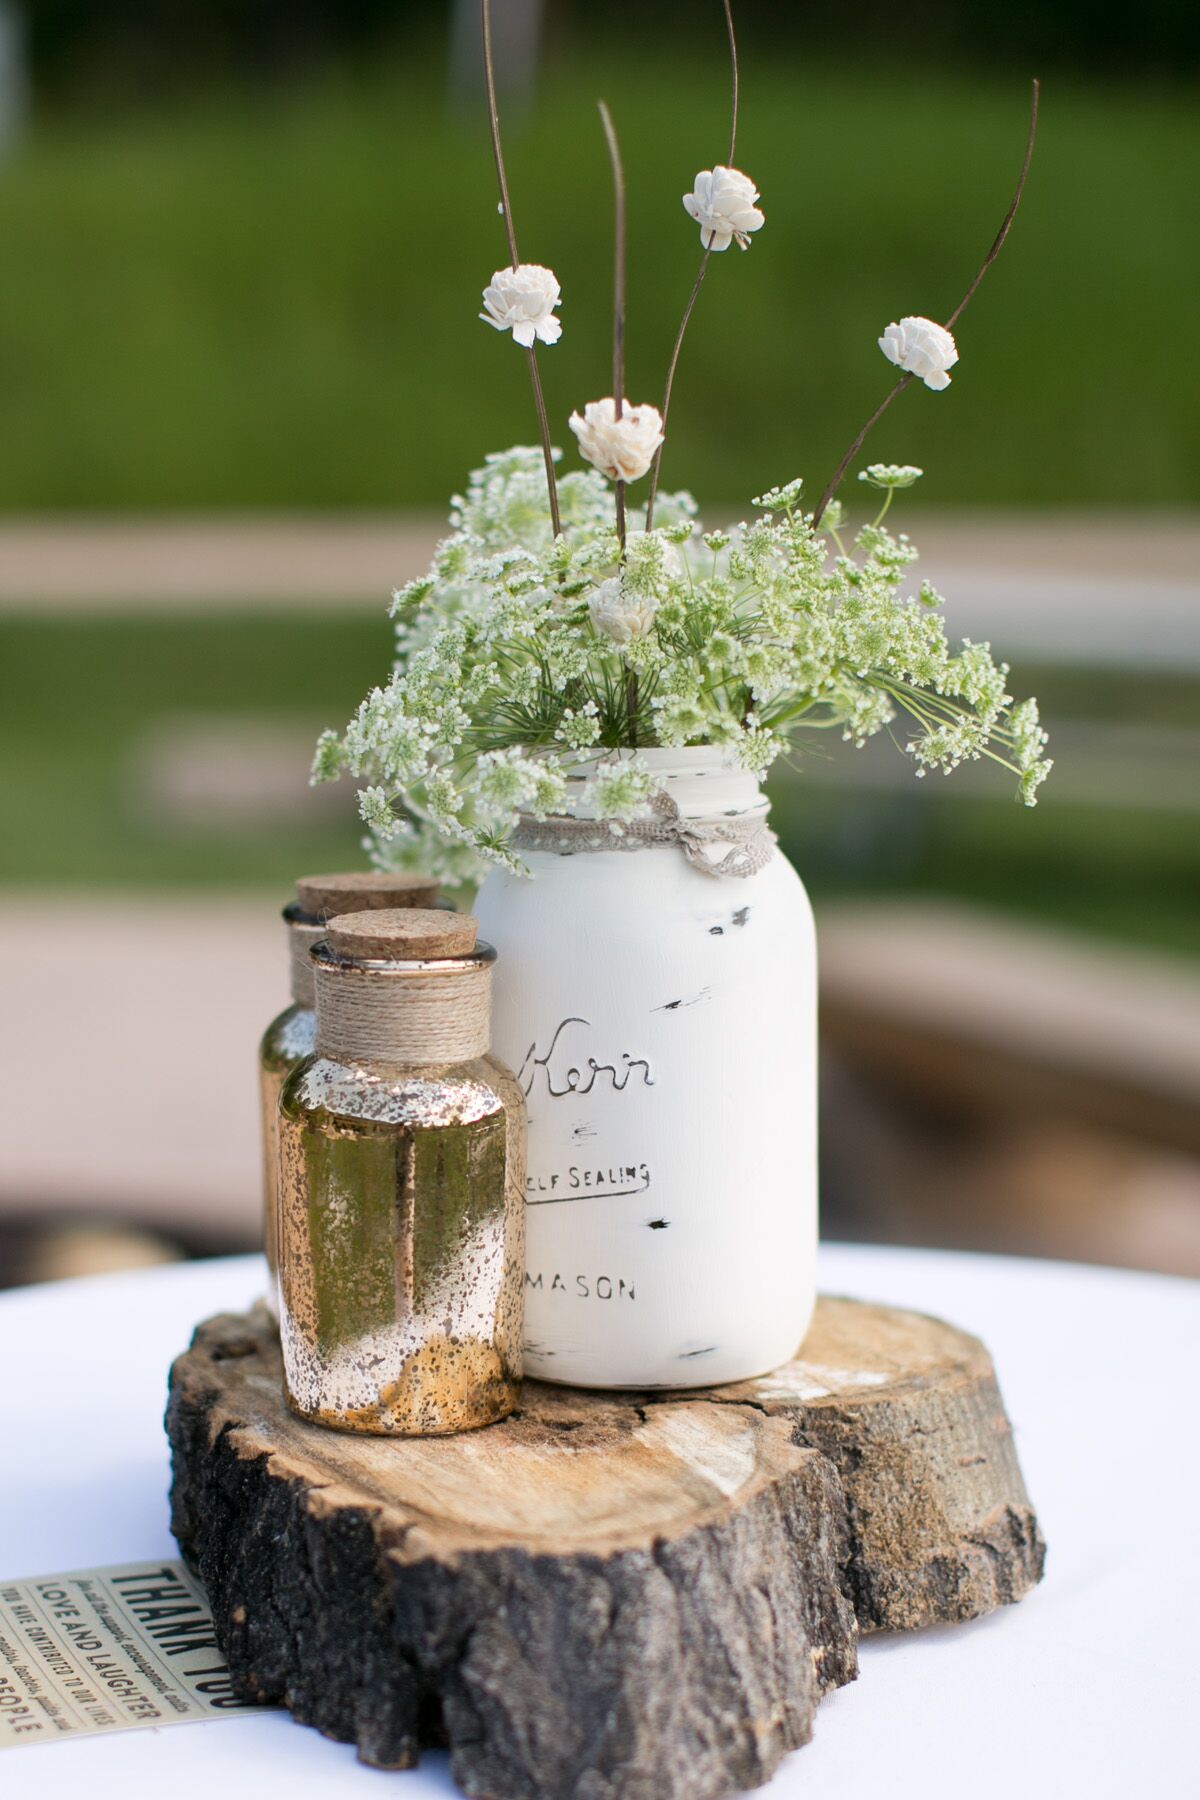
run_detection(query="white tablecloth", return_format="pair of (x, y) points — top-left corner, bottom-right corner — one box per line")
(2, 1245), (1195, 1798)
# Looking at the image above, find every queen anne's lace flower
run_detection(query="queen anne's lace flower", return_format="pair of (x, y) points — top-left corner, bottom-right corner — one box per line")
(480, 264), (563, 348)
(569, 399), (665, 483)
(859, 464), (924, 490)
(682, 167), (765, 251)
(878, 317), (958, 390)
(588, 577), (659, 645)
(754, 478), (805, 513)
(581, 758), (655, 822)
(317, 449), (1050, 882)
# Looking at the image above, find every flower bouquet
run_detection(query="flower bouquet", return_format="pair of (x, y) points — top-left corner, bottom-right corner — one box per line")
(314, 0), (1050, 1389)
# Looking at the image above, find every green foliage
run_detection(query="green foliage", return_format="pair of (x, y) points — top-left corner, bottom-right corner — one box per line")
(315, 451), (1050, 879)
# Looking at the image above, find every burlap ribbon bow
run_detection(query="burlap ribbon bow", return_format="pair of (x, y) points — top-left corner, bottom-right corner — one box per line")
(511, 790), (776, 879)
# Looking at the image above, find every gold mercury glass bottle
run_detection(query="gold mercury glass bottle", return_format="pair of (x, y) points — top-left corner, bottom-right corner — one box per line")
(277, 908), (526, 1436)
(259, 871), (439, 1312)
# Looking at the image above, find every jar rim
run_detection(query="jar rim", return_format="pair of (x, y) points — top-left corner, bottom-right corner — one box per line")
(559, 745), (743, 777)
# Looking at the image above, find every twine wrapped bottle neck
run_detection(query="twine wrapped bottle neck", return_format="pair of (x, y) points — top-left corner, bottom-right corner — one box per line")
(283, 875), (442, 1013)
(286, 917), (325, 1010)
(313, 953), (494, 1066)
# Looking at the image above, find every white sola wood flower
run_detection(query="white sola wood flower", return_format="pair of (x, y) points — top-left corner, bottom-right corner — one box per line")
(480, 264), (563, 347)
(682, 166), (765, 251)
(588, 577), (659, 644)
(569, 398), (665, 482)
(879, 316), (958, 390)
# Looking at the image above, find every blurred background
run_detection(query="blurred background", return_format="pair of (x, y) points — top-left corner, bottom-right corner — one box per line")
(1, 0), (1197, 1288)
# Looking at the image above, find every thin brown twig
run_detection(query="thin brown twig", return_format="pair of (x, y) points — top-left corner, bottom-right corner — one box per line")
(645, 0), (741, 531)
(811, 376), (912, 530)
(481, 0), (561, 537)
(812, 78), (1041, 529)
(723, 0), (738, 167)
(526, 352), (561, 527)
(946, 78), (1040, 328)
(598, 100), (638, 743)
(598, 103), (626, 414)
(644, 254), (710, 531)
(482, 0), (520, 269)
(598, 100), (628, 554)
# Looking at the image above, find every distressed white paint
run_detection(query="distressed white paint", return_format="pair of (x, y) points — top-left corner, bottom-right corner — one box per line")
(475, 748), (818, 1389)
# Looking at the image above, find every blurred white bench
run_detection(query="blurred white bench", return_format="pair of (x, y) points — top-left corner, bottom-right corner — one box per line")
(0, 895), (279, 1248)
(1, 895), (1196, 1275)
(820, 901), (1200, 1273)
(820, 900), (1200, 1152)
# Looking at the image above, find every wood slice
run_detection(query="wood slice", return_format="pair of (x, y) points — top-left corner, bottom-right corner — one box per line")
(703, 1296), (1047, 1632)
(167, 1296), (1044, 1800)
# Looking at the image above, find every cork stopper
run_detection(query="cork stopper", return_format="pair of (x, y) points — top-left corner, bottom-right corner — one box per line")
(295, 871), (439, 919)
(326, 908), (479, 962)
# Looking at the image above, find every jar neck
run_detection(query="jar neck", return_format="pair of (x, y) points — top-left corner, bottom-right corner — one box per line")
(313, 955), (493, 1067)
(286, 899), (457, 1007)
(558, 748), (766, 823)
(286, 916), (324, 1009)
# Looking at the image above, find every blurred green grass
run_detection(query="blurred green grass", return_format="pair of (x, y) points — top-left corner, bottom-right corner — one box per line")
(0, 610), (389, 884)
(0, 55), (1196, 511)
(4, 611), (1197, 956)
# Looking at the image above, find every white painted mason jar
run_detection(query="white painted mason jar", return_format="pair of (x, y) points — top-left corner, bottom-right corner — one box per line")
(473, 747), (817, 1389)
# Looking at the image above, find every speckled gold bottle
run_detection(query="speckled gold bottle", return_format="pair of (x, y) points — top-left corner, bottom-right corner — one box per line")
(259, 872), (439, 1311)
(277, 909), (525, 1436)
